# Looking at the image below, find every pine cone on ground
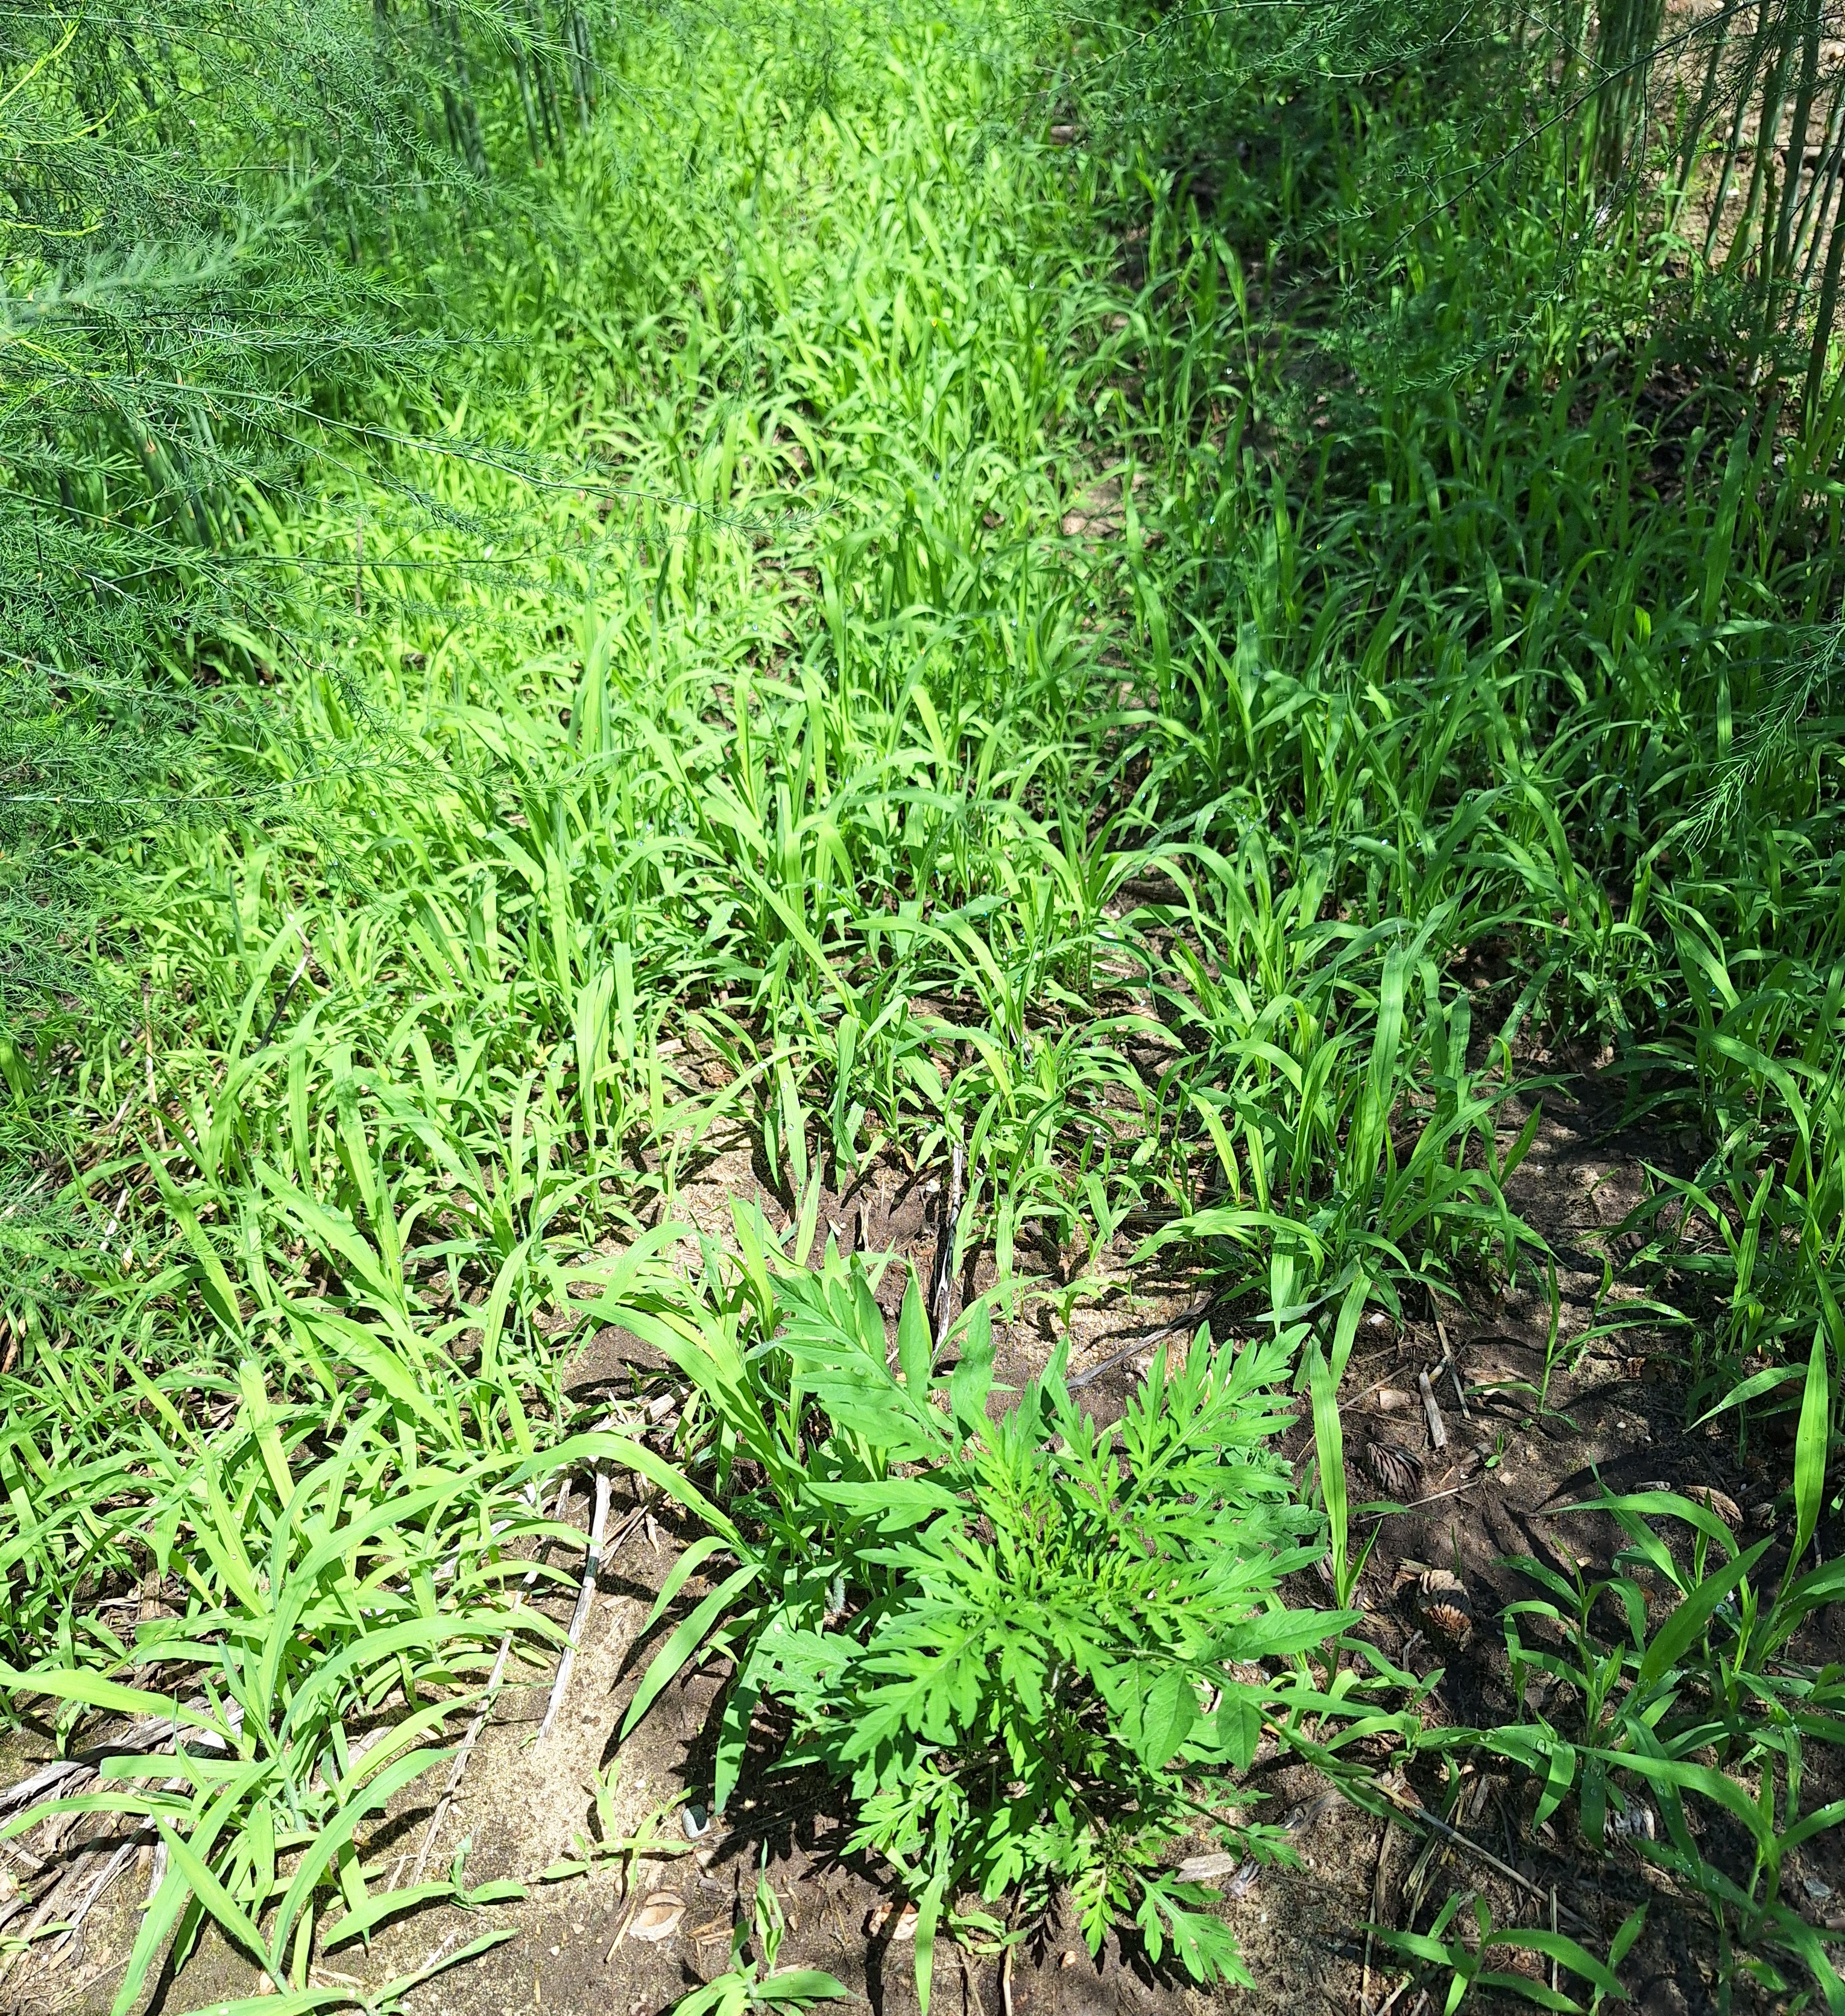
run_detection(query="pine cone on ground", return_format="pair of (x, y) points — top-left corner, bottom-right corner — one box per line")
(1684, 1483), (1742, 1528)
(1414, 1568), (1474, 1651)
(1364, 1440), (1422, 1500)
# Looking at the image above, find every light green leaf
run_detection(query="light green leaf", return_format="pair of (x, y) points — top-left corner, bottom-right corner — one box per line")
(622, 1563), (763, 1738)
(1793, 1322), (1832, 1571)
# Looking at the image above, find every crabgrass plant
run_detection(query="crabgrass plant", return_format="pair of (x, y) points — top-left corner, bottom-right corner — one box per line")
(1429, 1338), (1845, 2006)
(668, 1863), (853, 2016)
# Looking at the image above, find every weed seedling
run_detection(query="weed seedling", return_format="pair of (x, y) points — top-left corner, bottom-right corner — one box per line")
(669, 1866), (854, 2016)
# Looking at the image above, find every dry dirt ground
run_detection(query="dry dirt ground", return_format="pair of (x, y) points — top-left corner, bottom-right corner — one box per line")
(8, 1077), (1835, 2016)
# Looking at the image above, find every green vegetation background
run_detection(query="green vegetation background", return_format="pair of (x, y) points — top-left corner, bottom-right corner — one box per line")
(4, 0), (1845, 2002)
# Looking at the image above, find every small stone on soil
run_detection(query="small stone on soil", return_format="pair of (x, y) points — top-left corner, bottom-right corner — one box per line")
(631, 1891), (686, 1942)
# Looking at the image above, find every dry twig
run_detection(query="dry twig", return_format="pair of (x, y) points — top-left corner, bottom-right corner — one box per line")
(538, 1467), (616, 1742)
(409, 1473), (576, 1885)
(1360, 1819), (1389, 2014)
(1377, 1786), (1591, 1931)
(930, 1140), (965, 1344)
(1416, 1370), (1448, 1450)
(1067, 1298), (1216, 1392)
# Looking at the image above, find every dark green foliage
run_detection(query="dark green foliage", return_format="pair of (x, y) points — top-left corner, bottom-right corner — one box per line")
(1050, 0), (1845, 1996)
(1049, 0), (1845, 1401)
